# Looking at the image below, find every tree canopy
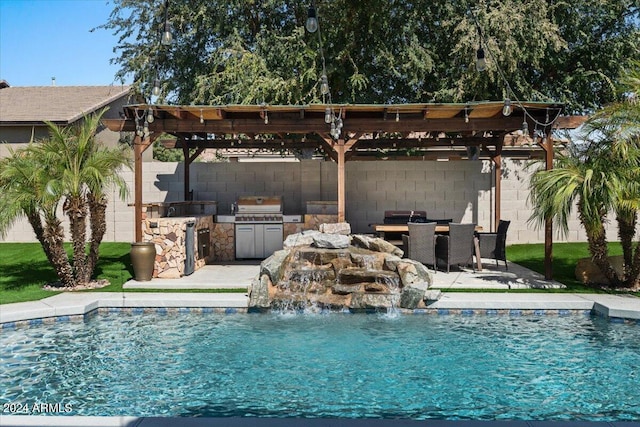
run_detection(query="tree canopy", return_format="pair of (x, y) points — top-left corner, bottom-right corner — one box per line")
(99, 0), (639, 114)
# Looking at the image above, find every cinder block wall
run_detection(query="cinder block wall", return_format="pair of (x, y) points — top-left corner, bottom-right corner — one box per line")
(2, 158), (628, 244)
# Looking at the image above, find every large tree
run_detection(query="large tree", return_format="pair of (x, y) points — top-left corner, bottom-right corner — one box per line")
(0, 110), (132, 288)
(100, 0), (639, 112)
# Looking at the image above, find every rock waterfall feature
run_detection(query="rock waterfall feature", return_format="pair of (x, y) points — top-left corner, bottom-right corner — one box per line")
(248, 225), (434, 312)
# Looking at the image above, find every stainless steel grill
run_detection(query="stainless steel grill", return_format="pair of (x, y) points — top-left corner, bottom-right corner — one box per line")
(234, 196), (284, 259)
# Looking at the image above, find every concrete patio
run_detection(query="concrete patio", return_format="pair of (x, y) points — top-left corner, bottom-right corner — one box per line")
(122, 258), (565, 291)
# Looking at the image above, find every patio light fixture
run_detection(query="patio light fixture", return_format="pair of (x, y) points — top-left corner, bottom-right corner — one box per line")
(160, 0), (172, 45)
(324, 107), (332, 124)
(146, 107), (155, 123)
(306, 5), (318, 33)
(502, 99), (512, 116)
(320, 74), (329, 95)
(305, 2), (342, 140)
(152, 78), (161, 97)
(476, 44), (486, 72)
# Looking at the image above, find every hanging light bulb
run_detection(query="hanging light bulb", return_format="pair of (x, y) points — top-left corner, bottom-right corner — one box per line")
(324, 107), (332, 124)
(502, 99), (512, 116)
(522, 120), (529, 136)
(464, 106), (469, 123)
(395, 110), (400, 122)
(320, 74), (329, 95)
(199, 109), (204, 124)
(476, 46), (487, 72)
(146, 107), (155, 123)
(263, 110), (269, 125)
(160, 0), (172, 45)
(161, 21), (173, 45)
(305, 5), (318, 33)
(152, 78), (161, 97)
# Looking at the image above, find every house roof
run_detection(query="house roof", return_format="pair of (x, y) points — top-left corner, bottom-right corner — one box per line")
(0, 85), (132, 125)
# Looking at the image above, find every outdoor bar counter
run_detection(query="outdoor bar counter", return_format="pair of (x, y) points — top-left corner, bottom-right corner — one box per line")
(140, 201), (217, 279)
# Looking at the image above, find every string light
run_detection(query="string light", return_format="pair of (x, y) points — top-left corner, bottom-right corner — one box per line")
(146, 107), (154, 123)
(152, 78), (161, 97)
(305, 5), (318, 33)
(476, 45), (486, 72)
(324, 107), (332, 124)
(502, 99), (512, 116)
(161, 21), (173, 45)
(305, 2), (344, 140)
(160, 0), (172, 45)
(320, 74), (329, 95)
(470, 6), (563, 131)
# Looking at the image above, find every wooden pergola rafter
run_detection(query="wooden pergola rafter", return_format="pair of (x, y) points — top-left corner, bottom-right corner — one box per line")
(105, 101), (581, 280)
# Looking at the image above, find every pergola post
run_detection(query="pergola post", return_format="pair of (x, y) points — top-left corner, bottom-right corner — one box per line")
(183, 146), (191, 201)
(493, 154), (502, 232)
(543, 133), (554, 280)
(336, 144), (346, 222)
(182, 146), (205, 201)
(133, 134), (156, 242)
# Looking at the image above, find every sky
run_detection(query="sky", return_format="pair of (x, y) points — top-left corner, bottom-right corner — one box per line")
(0, 0), (130, 86)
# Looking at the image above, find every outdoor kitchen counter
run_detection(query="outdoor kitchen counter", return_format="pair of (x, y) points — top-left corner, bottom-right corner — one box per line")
(142, 215), (215, 278)
(140, 201), (217, 219)
(211, 215), (305, 262)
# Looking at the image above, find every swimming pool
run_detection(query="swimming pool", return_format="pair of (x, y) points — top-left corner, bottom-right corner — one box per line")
(1, 311), (639, 421)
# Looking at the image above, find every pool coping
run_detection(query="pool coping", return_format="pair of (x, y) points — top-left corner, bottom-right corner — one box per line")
(1, 292), (639, 327)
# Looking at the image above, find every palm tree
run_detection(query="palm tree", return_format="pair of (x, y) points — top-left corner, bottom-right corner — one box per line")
(529, 61), (640, 289)
(0, 147), (75, 287)
(0, 108), (132, 288)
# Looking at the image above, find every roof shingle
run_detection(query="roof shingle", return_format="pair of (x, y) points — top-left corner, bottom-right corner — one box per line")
(0, 85), (132, 124)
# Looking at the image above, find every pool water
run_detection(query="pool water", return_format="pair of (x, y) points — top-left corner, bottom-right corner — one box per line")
(1, 312), (639, 420)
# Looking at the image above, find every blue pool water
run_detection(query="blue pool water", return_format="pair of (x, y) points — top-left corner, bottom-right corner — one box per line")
(1, 312), (639, 421)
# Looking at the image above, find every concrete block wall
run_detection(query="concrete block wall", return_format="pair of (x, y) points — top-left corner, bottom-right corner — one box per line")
(2, 158), (630, 245)
(343, 160), (492, 235)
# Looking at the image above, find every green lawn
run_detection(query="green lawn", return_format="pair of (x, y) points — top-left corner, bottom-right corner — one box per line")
(0, 242), (245, 305)
(507, 241), (627, 292)
(0, 243), (133, 304)
(0, 241), (637, 305)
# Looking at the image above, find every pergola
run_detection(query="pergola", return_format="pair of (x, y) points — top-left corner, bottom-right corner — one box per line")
(105, 100), (582, 280)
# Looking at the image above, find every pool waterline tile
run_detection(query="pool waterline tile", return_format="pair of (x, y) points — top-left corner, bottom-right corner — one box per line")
(1, 292), (638, 329)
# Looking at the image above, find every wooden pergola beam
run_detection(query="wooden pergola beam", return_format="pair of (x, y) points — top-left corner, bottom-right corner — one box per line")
(109, 116), (540, 135)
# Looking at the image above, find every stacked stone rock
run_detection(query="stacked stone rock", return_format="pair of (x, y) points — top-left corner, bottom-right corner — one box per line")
(211, 223), (235, 262)
(142, 216), (214, 278)
(249, 223), (435, 311)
